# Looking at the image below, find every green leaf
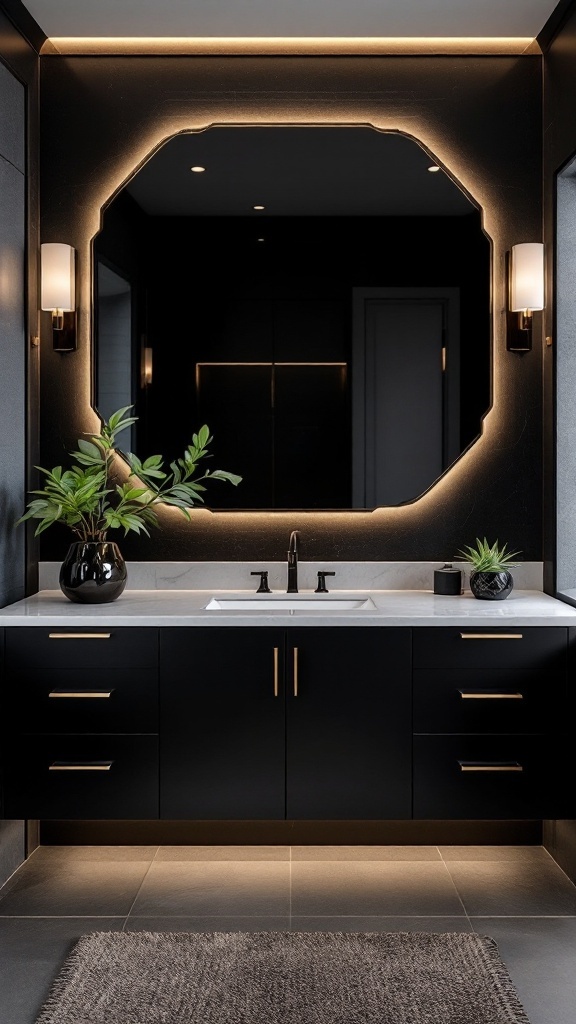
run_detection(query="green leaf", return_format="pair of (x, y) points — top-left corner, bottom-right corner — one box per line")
(106, 405), (134, 431)
(197, 424), (211, 448)
(77, 439), (103, 459)
(117, 485), (149, 501)
(207, 469), (243, 486)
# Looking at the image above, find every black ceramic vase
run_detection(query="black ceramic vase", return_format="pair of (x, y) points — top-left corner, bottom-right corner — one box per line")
(59, 541), (127, 603)
(469, 569), (514, 601)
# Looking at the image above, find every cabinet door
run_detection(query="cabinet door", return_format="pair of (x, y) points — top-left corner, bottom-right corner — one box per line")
(160, 628), (285, 819)
(286, 628), (412, 819)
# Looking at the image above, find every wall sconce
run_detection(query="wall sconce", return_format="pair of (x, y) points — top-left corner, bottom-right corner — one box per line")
(40, 242), (77, 352)
(507, 242), (545, 353)
(141, 345), (153, 387)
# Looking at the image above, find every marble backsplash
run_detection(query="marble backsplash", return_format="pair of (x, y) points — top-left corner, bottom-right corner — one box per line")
(38, 560), (544, 593)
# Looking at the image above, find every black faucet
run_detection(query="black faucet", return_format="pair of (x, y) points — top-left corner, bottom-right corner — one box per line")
(287, 530), (300, 593)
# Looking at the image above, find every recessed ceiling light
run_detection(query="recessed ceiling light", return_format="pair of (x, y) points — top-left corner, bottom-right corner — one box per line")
(190, 165), (205, 173)
(253, 204), (265, 210)
(427, 165), (440, 173)
(257, 238), (265, 242)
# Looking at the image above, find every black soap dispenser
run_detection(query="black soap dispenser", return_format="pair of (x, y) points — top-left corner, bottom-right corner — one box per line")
(433, 563), (462, 595)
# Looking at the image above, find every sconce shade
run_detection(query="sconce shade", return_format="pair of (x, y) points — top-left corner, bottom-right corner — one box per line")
(141, 346), (153, 387)
(41, 243), (75, 311)
(509, 242), (544, 312)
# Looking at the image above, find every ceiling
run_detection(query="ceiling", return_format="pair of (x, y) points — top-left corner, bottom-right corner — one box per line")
(21, 0), (561, 40)
(124, 127), (475, 217)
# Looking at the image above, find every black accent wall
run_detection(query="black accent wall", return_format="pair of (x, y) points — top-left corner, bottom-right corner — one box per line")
(39, 54), (542, 563)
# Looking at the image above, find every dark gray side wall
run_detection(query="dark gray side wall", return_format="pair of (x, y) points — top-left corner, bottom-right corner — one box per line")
(0, 56), (26, 609)
(0, 0), (42, 886)
(541, 1), (576, 884)
(0, 55), (26, 883)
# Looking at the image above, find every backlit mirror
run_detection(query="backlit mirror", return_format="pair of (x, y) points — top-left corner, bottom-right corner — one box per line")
(93, 126), (491, 510)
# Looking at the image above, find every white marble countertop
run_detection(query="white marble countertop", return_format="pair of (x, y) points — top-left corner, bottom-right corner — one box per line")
(1, 588), (576, 626)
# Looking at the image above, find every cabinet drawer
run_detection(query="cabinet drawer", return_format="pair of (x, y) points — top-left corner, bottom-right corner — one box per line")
(5, 627), (158, 670)
(6, 668), (158, 734)
(413, 627), (567, 670)
(413, 669), (565, 734)
(2, 736), (158, 819)
(413, 735), (569, 819)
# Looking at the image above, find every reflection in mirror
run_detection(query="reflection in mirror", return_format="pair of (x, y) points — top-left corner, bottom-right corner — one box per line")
(95, 260), (136, 453)
(93, 127), (491, 510)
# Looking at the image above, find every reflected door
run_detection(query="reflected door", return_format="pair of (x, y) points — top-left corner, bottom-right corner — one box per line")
(352, 287), (460, 507)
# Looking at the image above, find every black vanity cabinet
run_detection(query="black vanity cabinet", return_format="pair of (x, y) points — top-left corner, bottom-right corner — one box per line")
(160, 627), (412, 820)
(2, 627), (159, 819)
(1, 621), (571, 824)
(412, 627), (569, 819)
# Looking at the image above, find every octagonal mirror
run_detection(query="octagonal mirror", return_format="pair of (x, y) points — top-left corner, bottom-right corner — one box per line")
(93, 125), (491, 510)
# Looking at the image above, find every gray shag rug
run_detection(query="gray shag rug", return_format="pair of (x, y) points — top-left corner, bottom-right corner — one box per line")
(35, 930), (531, 1024)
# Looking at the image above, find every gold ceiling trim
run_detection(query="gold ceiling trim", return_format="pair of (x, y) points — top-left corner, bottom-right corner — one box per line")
(42, 36), (541, 57)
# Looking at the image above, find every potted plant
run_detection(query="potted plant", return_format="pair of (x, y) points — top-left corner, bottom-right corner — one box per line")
(456, 537), (521, 601)
(17, 407), (241, 603)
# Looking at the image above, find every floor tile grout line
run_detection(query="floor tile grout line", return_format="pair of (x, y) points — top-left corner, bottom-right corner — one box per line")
(541, 845), (576, 891)
(110, 914), (471, 920)
(122, 846), (161, 929)
(463, 917), (573, 925)
(2, 913), (576, 920)
(0, 915), (130, 919)
(438, 856), (473, 929)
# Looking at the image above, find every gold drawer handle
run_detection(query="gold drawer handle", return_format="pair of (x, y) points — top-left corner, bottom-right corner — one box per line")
(49, 761), (113, 771)
(459, 761), (523, 772)
(48, 633), (112, 639)
(459, 633), (523, 640)
(273, 647), (279, 698)
(293, 647), (299, 697)
(49, 690), (114, 699)
(459, 690), (523, 700)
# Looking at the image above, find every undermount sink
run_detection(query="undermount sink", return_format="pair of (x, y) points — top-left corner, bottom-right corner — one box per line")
(204, 596), (377, 612)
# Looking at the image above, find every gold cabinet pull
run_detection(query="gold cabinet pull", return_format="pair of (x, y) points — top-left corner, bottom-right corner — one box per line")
(293, 647), (299, 697)
(458, 761), (523, 772)
(49, 761), (113, 771)
(459, 690), (523, 700)
(273, 647), (279, 697)
(459, 633), (523, 640)
(48, 633), (112, 639)
(49, 690), (114, 699)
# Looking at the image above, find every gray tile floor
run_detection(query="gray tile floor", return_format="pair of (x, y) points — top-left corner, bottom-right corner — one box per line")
(1, 844), (575, 1024)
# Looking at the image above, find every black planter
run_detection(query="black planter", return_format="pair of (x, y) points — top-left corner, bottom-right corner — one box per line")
(469, 569), (514, 601)
(59, 541), (127, 603)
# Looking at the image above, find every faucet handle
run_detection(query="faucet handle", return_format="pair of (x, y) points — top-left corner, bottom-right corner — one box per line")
(315, 571), (336, 593)
(250, 570), (271, 594)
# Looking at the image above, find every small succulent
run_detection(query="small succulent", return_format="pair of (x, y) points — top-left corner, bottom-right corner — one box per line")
(456, 537), (521, 573)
